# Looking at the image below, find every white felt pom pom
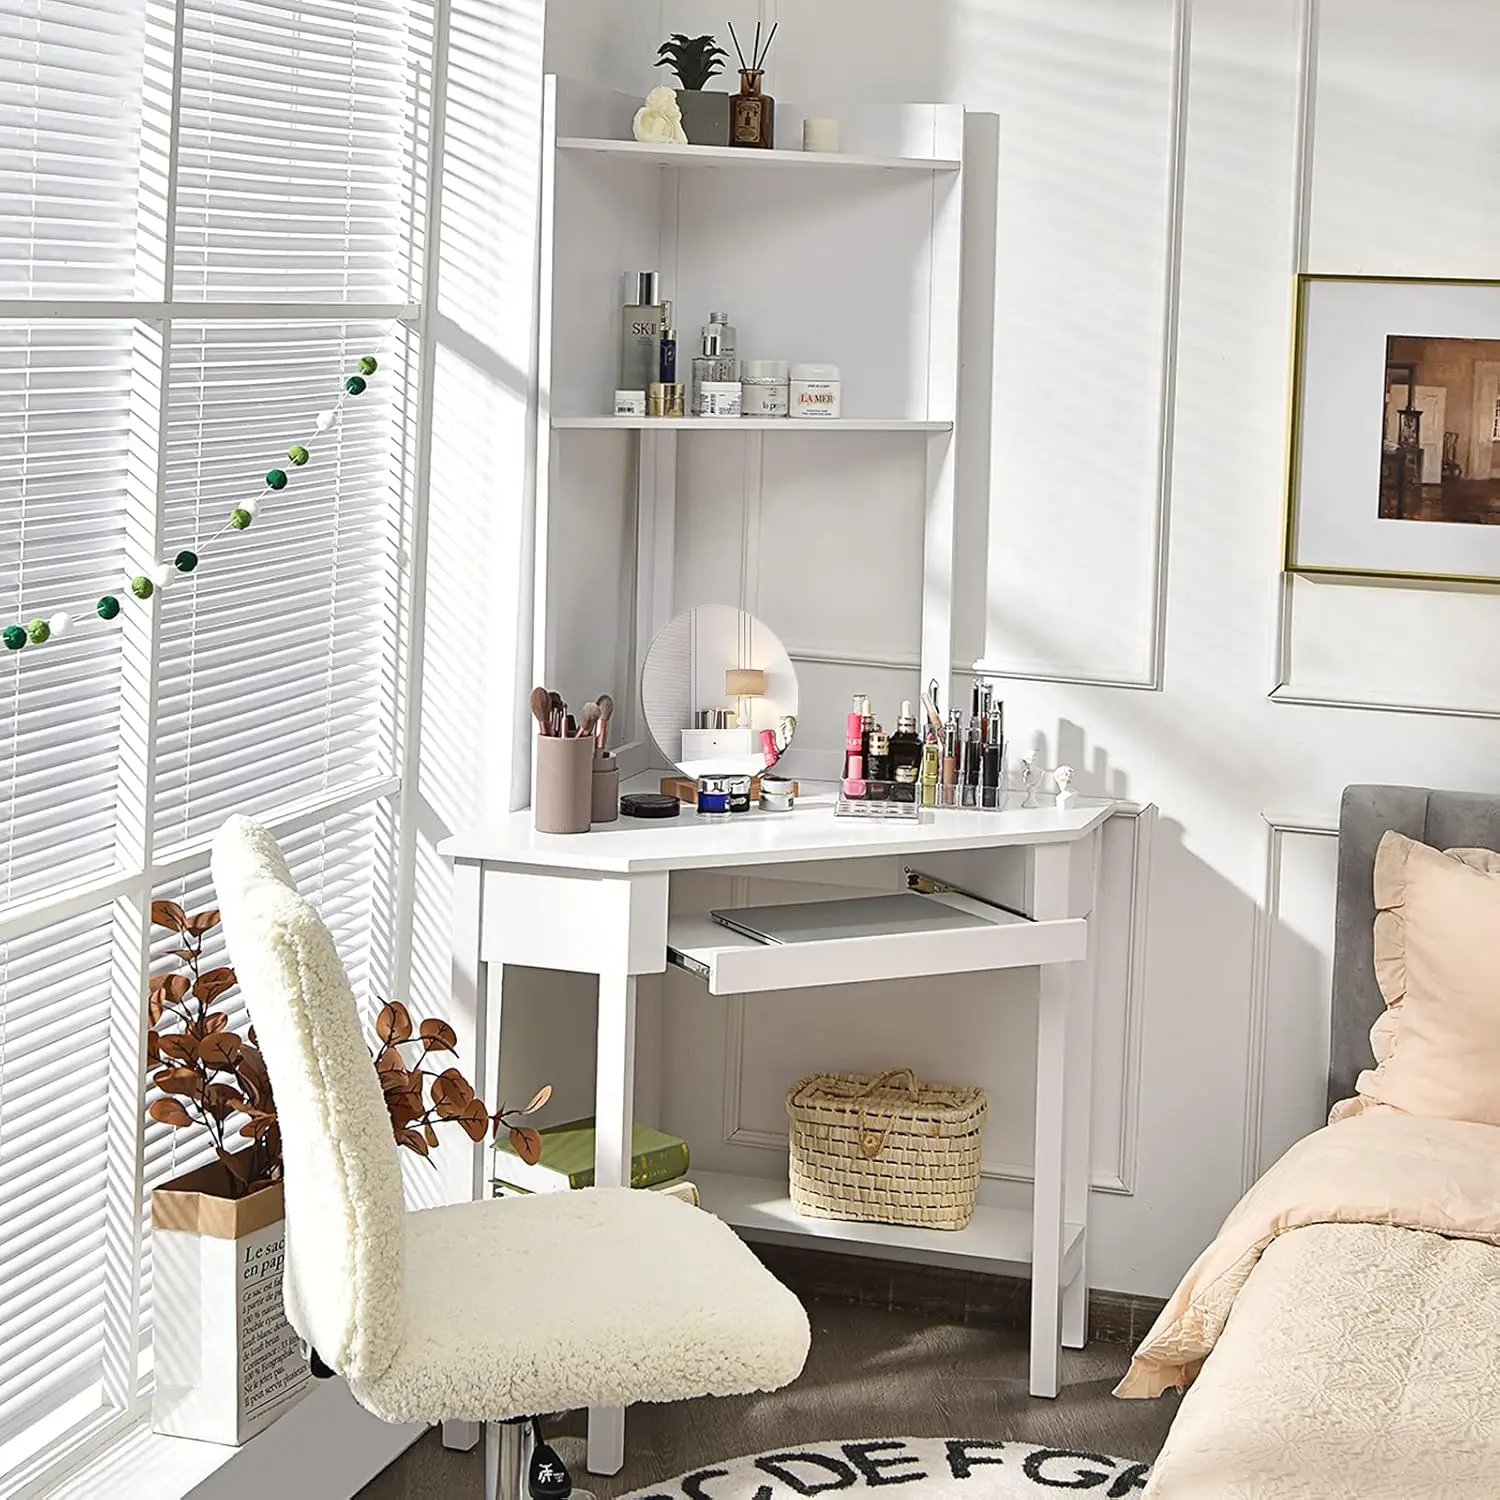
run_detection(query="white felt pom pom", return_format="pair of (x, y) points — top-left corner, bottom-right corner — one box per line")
(151, 562), (173, 590)
(315, 409), (337, 432)
(243, 495), (261, 518)
(48, 610), (74, 639)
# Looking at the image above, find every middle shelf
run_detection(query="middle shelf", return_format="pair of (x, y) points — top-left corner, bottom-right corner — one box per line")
(552, 416), (955, 433)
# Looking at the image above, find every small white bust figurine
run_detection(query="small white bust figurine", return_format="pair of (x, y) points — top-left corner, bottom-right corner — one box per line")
(634, 86), (689, 145)
(1054, 765), (1078, 809)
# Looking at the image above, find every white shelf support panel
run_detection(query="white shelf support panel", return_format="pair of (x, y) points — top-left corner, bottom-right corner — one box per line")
(557, 137), (962, 174)
(554, 416), (954, 432)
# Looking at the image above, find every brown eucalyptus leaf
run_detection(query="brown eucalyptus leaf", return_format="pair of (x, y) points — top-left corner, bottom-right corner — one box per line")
(185, 907), (221, 935)
(423, 1123), (438, 1148)
(205, 1083), (247, 1117)
(376, 1001), (412, 1045)
(394, 1127), (430, 1157)
(524, 1084), (553, 1115)
(200, 1013), (229, 1035)
(220, 1148), (254, 1188)
(239, 1112), (276, 1139)
(150, 972), (191, 1004)
(418, 1018), (457, 1053)
(151, 900), (189, 933)
(148, 993), (164, 1027)
(146, 1030), (161, 1065)
(509, 1125), (543, 1165)
(173, 947), (197, 963)
(156, 1067), (204, 1099)
(149, 1097), (193, 1127)
(431, 1069), (474, 1108)
(456, 1099), (489, 1142)
(375, 1046), (406, 1080)
(193, 966), (236, 1004)
(156, 1033), (198, 1063)
(197, 1033), (243, 1070)
(246, 1025), (258, 1046)
(384, 1088), (424, 1127)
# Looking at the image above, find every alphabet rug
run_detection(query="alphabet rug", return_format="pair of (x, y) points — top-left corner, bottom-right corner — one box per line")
(615, 1438), (1150, 1500)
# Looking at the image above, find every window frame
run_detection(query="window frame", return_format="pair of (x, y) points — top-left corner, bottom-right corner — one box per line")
(0, 0), (450, 1486)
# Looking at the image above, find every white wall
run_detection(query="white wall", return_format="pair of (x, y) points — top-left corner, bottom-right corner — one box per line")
(540, 0), (1500, 1298)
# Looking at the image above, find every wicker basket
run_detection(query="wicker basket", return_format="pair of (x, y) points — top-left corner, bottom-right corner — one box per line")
(786, 1068), (987, 1231)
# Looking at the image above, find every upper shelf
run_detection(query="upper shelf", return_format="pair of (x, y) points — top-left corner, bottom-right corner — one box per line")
(556, 137), (962, 174)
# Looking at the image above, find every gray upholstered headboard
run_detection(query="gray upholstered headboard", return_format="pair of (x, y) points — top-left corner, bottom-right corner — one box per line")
(1330, 784), (1500, 1113)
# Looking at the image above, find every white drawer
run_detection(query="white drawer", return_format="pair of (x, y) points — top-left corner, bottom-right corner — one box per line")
(666, 894), (1086, 996)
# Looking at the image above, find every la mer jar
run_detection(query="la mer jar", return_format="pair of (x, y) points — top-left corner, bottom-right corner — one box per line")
(790, 363), (841, 419)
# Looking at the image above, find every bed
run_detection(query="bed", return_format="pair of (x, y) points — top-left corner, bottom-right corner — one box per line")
(1120, 785), (1500, 1499)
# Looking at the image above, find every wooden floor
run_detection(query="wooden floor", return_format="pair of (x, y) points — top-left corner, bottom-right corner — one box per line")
(357, 1299), (1180, 1500)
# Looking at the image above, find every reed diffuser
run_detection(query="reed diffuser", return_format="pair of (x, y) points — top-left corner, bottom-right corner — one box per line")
(728, 21), (777, 149)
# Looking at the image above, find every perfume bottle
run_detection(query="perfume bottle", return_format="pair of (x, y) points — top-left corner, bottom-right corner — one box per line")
(620, 271), (664, 395)
(708, 311), (737, 374)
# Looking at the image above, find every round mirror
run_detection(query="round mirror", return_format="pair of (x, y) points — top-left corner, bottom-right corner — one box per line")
(641, 607), (799, 778)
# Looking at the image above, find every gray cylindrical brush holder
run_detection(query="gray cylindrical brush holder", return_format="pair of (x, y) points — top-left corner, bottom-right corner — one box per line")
(534, 735), (594, 834)
(591, 754), (620, 824)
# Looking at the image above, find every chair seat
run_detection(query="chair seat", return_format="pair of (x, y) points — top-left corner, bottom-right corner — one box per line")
(347, 1187), (811, 1424)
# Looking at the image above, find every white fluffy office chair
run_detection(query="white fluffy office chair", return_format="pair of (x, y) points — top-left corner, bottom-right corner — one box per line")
(211, 816), (809, 1499)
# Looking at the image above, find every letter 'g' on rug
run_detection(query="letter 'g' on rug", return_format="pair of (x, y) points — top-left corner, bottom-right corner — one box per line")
(616, 1437), (1150, 1500)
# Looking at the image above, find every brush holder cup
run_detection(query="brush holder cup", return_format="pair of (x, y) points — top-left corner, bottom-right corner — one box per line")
(591, 754), (621, 824)
(534, 735), (595, 834)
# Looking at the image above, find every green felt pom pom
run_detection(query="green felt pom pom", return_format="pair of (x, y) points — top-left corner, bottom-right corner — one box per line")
(357, 355), (378, 376)
(175, 550), (199, 573)
(26, 619), (49, 645)
(97, 595), (121, 620)
(130, 575), (154, 600)
(287, 445), (310, 467)
(344, 375), (367, 396)
(230, 508), (253, 530)
(3, 625), (26, 652)
(265, 468), (288, 491)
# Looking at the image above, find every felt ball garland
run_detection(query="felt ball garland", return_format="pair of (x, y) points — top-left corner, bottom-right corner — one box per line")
(2, 349), (385, 656)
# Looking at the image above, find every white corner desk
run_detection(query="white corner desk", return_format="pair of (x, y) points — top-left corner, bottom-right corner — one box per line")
(439, 789), (1114, 1474)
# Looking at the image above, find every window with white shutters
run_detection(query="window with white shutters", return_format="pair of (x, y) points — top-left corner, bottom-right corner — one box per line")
(0, 0), (434, 1485)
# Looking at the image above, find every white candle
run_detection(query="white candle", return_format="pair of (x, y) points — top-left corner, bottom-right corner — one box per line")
(802, 118), (841, 153)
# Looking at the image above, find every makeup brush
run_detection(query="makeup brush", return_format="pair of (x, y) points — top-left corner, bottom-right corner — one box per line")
(531, 686), (552, 736)
(548, 691), (564, 736)
(576, 702), (600, 742)
(595, 694), (615, 754)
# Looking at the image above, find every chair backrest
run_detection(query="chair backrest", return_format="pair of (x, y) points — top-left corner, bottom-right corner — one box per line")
(212, 815), (406, 1383)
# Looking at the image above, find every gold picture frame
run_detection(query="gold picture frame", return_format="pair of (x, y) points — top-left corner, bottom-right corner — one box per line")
(1284, 273), (1500, 586)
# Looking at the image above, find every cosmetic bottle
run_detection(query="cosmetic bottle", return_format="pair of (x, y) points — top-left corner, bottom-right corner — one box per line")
(620, 272), (665, 395)
(843, 695), (866, 799)
(920, 736), (940, 808)
(941, 709), (961, 808)
(962, 722), (982, 808)
(691, 322), (737, 414)
(981, 708), (1003, 809)
(860, 696), (876, 764)
(741, 360), (789, 417)
(709, 311), (737, 370)
(866, 730), (891, 800)
(889, 703), (922, 801)
(659, 310), (677, 385)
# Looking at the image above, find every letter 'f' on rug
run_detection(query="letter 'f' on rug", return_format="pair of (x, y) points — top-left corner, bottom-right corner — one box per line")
(617, 1438), (1150, 1500)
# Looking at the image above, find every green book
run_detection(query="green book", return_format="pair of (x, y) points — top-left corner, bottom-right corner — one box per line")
(491, 1117), (689, 1193)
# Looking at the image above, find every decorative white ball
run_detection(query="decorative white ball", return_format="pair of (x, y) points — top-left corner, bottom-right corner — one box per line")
(48, 610), (74, 639)
(151, 562), (173, 590)
(243, 495), (261, 518)
(315, 409), (337, 432)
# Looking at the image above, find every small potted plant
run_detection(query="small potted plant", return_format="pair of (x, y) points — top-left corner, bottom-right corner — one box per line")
(655, 32), (731, 146)
(147, 899), (547, 1445)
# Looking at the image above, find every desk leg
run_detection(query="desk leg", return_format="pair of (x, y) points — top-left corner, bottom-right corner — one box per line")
(1030, 843), (1073, 1399)
(1062, 830), (1101, 1351)
(588, 970), (637, 1476)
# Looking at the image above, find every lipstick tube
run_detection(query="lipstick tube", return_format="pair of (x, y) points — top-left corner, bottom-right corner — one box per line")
(962, 723), (982, 808)
(980, 712), (1002, 809)
(843, 698), (866, 799)
(941, 710), (960, 808)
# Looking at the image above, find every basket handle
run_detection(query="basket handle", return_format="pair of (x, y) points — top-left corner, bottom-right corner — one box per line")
(855, 1067), (921, 1160)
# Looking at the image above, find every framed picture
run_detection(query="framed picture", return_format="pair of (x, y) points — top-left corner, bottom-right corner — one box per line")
(1285, 274), (1500, 583)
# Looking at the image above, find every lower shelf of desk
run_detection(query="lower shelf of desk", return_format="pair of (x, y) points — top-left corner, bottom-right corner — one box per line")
(694, 1168), (1085, 1281)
